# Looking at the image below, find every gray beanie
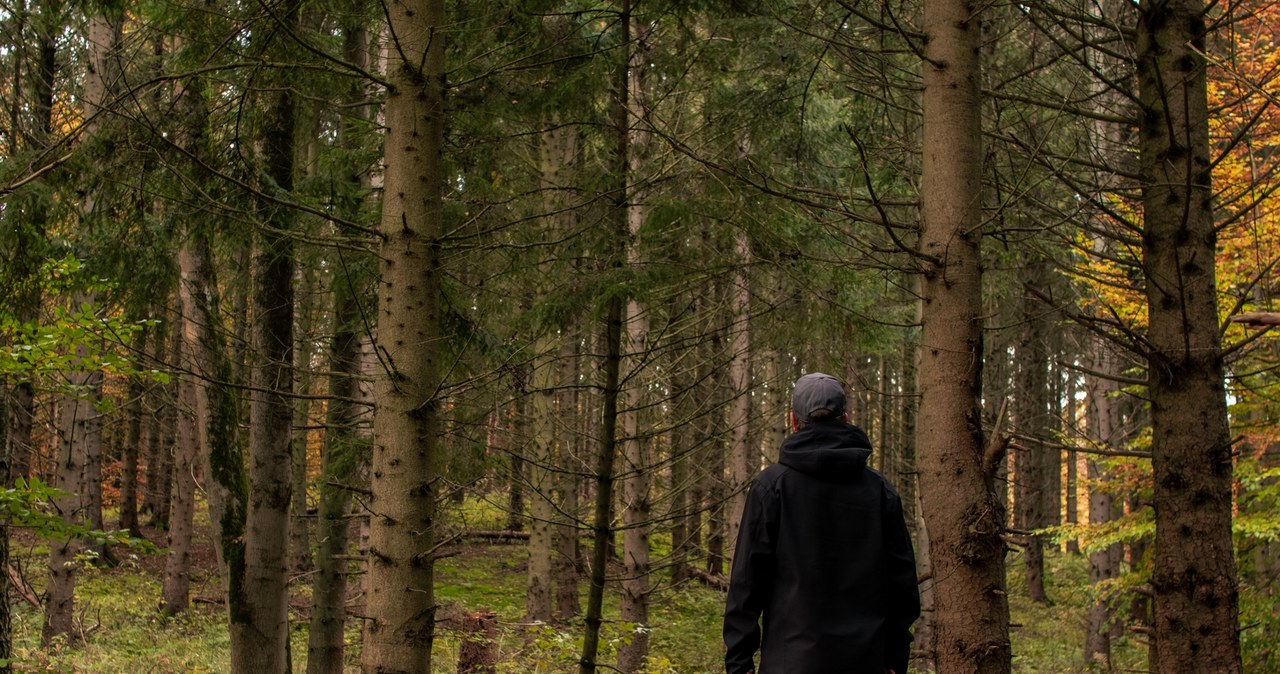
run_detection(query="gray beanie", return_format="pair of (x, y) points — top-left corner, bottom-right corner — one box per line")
(791, 372), (847, 423)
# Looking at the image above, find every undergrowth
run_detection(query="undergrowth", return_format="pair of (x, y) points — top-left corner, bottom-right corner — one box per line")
(5, 501), (1275, 672)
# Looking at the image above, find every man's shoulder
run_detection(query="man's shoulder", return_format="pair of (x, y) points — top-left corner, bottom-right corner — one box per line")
(865, 466), (905, 501)
(753, 462), (791, 491)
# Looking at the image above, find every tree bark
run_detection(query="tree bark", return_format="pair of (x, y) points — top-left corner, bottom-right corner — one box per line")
(43, 296), (102, 646)
(305, 17), (372, 672)
(1137, 0), (1242, 669)
(162, 293), (199, 614)
(580, 9), (629, 672)
(1085, 340), (1122, 668)
(236, 0), (302, 663)
(916, 0), (1011, 670)
(119, 324), (148, 536)
(361, 0), (448, 670)
(1015, 266), (1051, 604)
(526, 345), (557, 623)
(306, 262), (368, 674)
(618, 23), (652, 669)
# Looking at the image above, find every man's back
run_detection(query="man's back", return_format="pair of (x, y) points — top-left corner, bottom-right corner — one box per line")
(724, 419), (920, 674)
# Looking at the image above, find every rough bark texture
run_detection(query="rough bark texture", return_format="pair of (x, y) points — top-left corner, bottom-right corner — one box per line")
(236, 2), (301, 664)
(361, 0), (447, 670)
(916, 0), (1011, 670)
(1137, 0), (1242, 670)
(163, 300), (198, 614)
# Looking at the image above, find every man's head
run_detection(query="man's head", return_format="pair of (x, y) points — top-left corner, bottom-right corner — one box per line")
(790, 372), (847, 430)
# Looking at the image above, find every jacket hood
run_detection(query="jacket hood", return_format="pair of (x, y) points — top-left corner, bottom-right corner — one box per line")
(778, 422), (873, 481)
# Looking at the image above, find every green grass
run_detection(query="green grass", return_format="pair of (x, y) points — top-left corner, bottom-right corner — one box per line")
(6, 505), (1275, 673)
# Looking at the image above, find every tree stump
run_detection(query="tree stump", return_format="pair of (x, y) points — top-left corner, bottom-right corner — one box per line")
(457, 610), (498, 674)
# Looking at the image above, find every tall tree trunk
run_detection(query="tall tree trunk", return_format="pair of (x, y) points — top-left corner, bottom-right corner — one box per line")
(361, 0), (447, 670)
(1015, 267), (1050, 604)
(305, 18), (372, 671)
(236, 0), (301, 663)
(579, 8), (629, 671)
(1137, 0), (1242, 669)
(617, 24), (652, 670)
(168, 27), (251, 652)
(526, 345), (557, 623)
(916, 0), (1011, 670)
(724, 228), (753, 555)
(1084, 339), (1121, 669)
(306, 262), (368, 674)
(119, 325), (149, 536)
(163, 296), (198, 614)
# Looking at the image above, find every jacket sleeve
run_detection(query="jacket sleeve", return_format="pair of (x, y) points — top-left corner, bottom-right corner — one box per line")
(882, 486), (921, 674)
(723, 476), (778, 674)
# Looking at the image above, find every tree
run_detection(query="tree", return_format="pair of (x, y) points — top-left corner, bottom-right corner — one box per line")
(361, 0), (448, 670)
(1137, 0), (1242, 669)
(915, 0), (1012, 671)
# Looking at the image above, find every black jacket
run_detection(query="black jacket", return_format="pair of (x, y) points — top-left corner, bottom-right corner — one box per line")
(723, 422), (920, 674)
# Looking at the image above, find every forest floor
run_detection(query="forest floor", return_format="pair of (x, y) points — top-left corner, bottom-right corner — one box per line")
(4, 504), (1156, 674)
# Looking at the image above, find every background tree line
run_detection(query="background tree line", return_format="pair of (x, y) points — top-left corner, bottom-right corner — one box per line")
(0, 0), (1277, 672)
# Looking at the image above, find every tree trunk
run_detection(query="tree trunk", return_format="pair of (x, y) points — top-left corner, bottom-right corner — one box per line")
(1084, 340), (1121, 668)
(617, 24), (653, 669)
(289, 263), (320, 577)
(1015, 266), (1050, 604)
(236, 1), (301, 662)
(526, 346), (557, 623)
(305, 18), (372, 672)
(724, 228), (753, 556)
(163, 296), (199, 614)
(306, 262), (368, 674)
(553, 281), (582, 623)
(119, 325), (148, 536)
(43, 297), (102, 646)
(361, 0), (448, 670)
(916, 0), (1011, 670)
(580, 10), (630, 672)
(1137, 0), (1242, 669)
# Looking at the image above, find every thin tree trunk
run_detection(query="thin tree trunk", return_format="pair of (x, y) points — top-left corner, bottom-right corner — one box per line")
(580, 9), (629, 671)
(361, 0), (447, 670)
(235, 1), (302, 663)
(163, 296), (198, 614)
(617, 24), (653, 668)
(526, 345), (556, 623)
(1138, 0), (1242, 668)
(119, 327), (148, 536)
(1085, 340), (1121, 668)
(289, 299), (316, 578)
(305, 18), (371, 671)
(305, 262), (367, 674)
(1015, 267), (1050, 604)
(43, 298), (102, 645)
(724, 228), (753, 556)
(916, 0), (1011, 669)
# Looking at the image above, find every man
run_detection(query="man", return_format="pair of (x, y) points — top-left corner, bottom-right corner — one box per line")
(724, 372), (920, 674)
